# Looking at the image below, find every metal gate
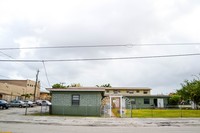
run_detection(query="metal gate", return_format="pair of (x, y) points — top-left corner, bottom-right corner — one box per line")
(101, 97), (110, 117)
(101, 96), (132, 118)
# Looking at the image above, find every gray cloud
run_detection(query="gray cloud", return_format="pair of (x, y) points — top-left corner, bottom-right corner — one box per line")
(1, 0), (200, 94)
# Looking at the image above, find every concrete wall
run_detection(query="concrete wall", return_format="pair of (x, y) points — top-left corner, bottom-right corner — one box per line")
(51, 91), (103, 116)
(105, 89), (151, 96)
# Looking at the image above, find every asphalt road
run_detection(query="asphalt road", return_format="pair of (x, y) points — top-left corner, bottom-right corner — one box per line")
(0, 123), (200, 133)
(0, 107), (200, 133)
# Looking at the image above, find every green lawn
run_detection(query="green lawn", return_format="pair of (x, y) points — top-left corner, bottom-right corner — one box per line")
(125, 109), (200, 118)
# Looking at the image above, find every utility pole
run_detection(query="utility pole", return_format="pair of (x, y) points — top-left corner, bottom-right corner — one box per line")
(33, 70), (39, 102)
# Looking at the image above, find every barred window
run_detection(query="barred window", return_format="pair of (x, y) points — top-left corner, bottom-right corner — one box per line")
(143, 91), (148, 94)
(72, 94), (80, 106)
(144, 98), (150, 104)
(114, 90), (120, 94)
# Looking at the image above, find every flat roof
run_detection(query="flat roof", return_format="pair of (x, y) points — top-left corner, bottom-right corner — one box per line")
(49, 87), (105, 92)
(48, 87), (152, 92)
(104, 94), (169, 97)
(105, 87), (151, 90)
(125, 95), (169, 97)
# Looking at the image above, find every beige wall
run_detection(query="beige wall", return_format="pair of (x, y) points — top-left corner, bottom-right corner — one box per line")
(105, 89), (151, 96)
(0, 80), (27, 87)
(0, 80), (40, 101)
(26, 80), (40, 99)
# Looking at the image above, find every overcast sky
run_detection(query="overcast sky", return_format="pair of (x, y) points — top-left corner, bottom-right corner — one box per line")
(0, 0), (200, 94)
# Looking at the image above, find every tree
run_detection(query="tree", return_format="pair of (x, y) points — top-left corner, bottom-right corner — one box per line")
(177, 77), (200, 109)
(169, 94), (181, 105)
(67, 83), (82, 87)
(96, 83), (112, 87)
(52, 83), (66, 88)
(21, 93), (33, 100)
(52, 83), (82, 88)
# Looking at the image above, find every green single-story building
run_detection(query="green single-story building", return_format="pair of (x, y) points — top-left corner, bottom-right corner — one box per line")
(125, 95), (169, 108)
(50, 87), (105, 116)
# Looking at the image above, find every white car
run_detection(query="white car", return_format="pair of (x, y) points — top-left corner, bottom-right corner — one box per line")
(41, 100), (51, 106)
(24, 100), (34, 107)
(36, 100), (42, 105)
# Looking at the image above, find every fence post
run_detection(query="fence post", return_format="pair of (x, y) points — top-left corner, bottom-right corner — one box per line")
(40, 104), (43, 115)
(63, 105), (64, 115)
(131, 104), (132, 118)
(25, 102), (28, 115)
(180, 105), (182, 118)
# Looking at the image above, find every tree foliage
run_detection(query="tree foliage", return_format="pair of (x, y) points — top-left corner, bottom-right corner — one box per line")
(67, 83), (82, 87)
(169, 94), (181, 105)
(52, 83), (66, 88)
(52, 83), (82, 88)
(177, 77), (200, 108)
(21, 93), (33, 100)
(96, 83), (112, 87)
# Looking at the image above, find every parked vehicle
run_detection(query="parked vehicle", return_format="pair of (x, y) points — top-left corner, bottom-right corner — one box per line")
(36, 100), (42, 105)
(24, 100), (35, 107)
(10, 100), (27, 108)
(38, 100), (51, 106)
(0, 100), (9, 109)
(41, 100), (51, 106)
(36, 100), (51, 106)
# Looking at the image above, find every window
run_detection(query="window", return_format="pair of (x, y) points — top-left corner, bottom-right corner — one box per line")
(143, 91), (148, 94)
(114, 90), (120, 94)
(106, 90), (109, 93)
(131, 99), (136, 104)
(136, 90), (140, 93)
(72, 94), (80, 106)
(144, 98), (150, 104)
(127, 91), (133, 94)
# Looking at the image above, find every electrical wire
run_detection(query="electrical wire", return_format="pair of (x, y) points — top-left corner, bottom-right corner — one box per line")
(0, 50), (50, 88)
(0, 74), (10, 78)
(0, 51), (41, 84)
(0, 51), (14, 59)
(0, 43), (200, 50)
(0, 53), (199, 62)
(42, 61), (51, 87)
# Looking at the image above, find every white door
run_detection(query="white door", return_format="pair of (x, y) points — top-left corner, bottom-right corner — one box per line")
(157, 98), (164, 108)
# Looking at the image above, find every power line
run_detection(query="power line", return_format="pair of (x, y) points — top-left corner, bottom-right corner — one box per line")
(130, 43), (200, 46)
(0, 43), (200, 50)
(42, 61), (51, 87)
(0, 50), (52, 88)
(0, 50), (41, 83)
(0, 44), (126, 50)
(0, 53), (199, 62)
(0, 74), (10, 79)
(0, 51), (14, 59)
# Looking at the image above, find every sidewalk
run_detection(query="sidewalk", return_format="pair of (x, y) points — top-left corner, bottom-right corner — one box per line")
(1, 115), (200, 127)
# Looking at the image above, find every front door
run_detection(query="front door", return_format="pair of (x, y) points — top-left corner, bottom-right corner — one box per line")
(154, 99), (157, 107)
(157, 98), (164, 108)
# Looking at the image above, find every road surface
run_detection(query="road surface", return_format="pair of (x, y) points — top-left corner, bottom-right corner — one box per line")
(0, 123), (200, 133)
